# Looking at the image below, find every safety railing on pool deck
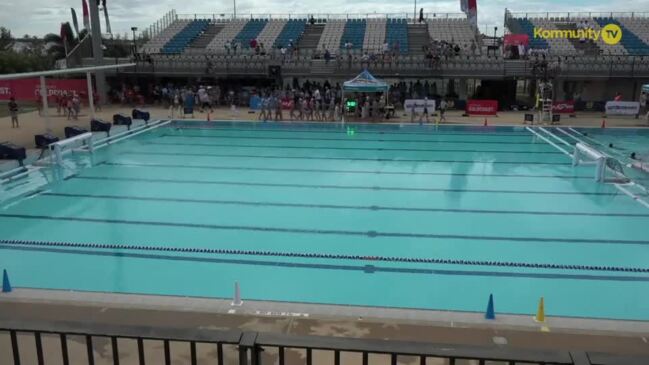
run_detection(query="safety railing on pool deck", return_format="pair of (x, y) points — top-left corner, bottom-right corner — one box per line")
(1, 318), (647, 365)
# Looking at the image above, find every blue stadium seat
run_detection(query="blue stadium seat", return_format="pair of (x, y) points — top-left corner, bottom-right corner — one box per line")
(274, 19), (307, 48)
(385, 18), (409, 53)
(234, 19), (269, 48)
(514, 18), (548, 49)
(594, 17), (649, 55)
(339, 19), (366, 50)
(161, 19), (210, 54)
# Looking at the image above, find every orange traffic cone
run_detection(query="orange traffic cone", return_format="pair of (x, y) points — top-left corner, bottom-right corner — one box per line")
(601, 119), (606, 128)
(483, 118), (488, 126)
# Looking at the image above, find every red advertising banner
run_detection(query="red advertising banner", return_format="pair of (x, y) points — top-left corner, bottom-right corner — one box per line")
(466, 99), (498, 115)
(552, 100), (575, 114)
(503, 34), (529, 47)
(0, 78), (88, 103)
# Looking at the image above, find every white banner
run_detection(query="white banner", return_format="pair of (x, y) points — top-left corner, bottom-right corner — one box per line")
(404, 99), (436, 115)
(605, 101), (640, 115)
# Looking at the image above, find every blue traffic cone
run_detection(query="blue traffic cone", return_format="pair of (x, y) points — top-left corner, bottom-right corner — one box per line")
(485, 294), (495, 320)
(2, 269), (11, 293)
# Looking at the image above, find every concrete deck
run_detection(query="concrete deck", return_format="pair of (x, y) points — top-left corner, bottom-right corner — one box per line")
(1, 288), (649, 358)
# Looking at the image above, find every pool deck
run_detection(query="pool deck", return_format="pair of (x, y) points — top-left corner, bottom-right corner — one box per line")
(1, 288), (649, 356)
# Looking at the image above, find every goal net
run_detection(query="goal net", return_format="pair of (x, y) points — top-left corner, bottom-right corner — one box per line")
(573, 143), (630, 184)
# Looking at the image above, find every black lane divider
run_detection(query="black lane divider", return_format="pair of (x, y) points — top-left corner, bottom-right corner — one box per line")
(159, 134), (540, 145)
(146, 141), (563, 155)
(6, 245), (649, 282)
(70, 175), (617, 196)
(1, 238), (647, 274)
(42, 192), (649, 217)
(124, 151), (572, 165)
(176, 126), (534, 137)
(102, 161), (592, 179)
(1, 213), (647, 245)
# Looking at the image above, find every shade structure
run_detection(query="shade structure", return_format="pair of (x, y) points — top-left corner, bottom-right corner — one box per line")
(342, 69), (389, 93)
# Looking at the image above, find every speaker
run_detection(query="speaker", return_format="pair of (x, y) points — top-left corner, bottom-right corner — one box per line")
(524, 113), (534, 122)
(269, 65), (281, 78)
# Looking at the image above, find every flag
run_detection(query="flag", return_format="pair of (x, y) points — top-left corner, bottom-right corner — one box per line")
(103, 1), (112, 34)
(70, 8), (80, 37)
(82, 0), (90, 30)
(461, 0), (477, 27)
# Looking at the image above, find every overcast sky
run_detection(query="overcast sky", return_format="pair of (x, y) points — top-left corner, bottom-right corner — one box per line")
(1, 0), (645, 38)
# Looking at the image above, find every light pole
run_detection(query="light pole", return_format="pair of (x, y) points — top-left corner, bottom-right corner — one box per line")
(131, 26), (138, 55)
(234, 0), (237, 19)
(414, 0), (417, 22)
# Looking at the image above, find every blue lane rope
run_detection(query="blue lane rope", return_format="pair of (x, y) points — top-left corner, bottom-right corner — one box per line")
(0, 239), (647, 273)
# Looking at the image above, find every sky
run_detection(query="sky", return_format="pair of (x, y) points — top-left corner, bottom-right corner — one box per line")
(1, 0), (647, 39)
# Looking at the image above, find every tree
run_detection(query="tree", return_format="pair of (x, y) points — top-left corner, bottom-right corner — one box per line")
(0, 27), (11, 50)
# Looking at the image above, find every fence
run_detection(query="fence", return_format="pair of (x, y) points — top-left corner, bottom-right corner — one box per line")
(2, 319), (647, 365)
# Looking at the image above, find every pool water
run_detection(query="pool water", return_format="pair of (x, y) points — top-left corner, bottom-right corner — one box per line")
(1, 122), (648, 320)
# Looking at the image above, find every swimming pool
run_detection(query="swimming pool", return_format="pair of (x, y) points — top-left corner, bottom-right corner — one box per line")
(1, 121), (648, 321)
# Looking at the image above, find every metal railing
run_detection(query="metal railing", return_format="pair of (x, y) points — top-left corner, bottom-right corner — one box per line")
(174, 12), (467, 21)
(2, 320), (647, 365)
(505, 10), (649, 20)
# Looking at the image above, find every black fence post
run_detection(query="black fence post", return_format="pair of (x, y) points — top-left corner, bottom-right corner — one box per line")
(111, 337), (119, 365)
(137, 338), (145, 365)
(217, 343), (224, 365)
(190, 341), (197, 365)
(60, 334), (70, 365)
(278, 346), (285, 365)
(164, 340), (171, 365)
(10, 330), (20, 365)
(35, 332), (44, 365)
(86, 335), (95, 365)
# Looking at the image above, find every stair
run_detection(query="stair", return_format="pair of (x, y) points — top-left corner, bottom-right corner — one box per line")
(298, 24), (324, 50)
(309, 59), (335, 75)
(189, 23), (224, 49)
(554, 23), (600, 55)
(407, 23), (429, 56)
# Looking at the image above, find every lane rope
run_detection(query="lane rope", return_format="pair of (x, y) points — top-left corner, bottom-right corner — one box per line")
(0, 239), (647, 273)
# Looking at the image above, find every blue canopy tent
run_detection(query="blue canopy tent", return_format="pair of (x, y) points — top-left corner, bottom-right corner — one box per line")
(342, 70), (390, 122)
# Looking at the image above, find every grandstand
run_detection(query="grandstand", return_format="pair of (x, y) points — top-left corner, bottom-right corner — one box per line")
(505, 11), (649, 55)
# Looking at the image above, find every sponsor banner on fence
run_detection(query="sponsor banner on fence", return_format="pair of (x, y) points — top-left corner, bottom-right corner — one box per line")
(466, 99), (498, 115)
(404, 99), (436, 115)
(0, 78), (88, 102)
(552, 100), (575, 114)
(605, 101), (640, 115)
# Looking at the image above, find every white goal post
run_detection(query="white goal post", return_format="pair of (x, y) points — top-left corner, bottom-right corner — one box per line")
(50, 132), (94, 166)
(573, 142), (629, 183)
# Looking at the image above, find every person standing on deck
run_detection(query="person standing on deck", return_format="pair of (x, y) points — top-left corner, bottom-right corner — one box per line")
(8, 97), (19, 128)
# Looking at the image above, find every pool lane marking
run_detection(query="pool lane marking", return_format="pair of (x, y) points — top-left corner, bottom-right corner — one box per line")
(158, 133), (544, 145)
(101, 161), (592, 179)
(174, 126), (534, 137)
(1, 239), (648, 277)
(1, 214), (647, 245)
(68, 175), (618, 196)
(124, 151), (572, 165)
(146, 141), (564, 155)
(41, 192), (649, 218)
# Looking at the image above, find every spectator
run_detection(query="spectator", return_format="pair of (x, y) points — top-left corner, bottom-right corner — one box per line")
(640, 91), (648, 121)
(419, 8), (424, 23)
(250, 38), (257, 50)
(614, 92), (623, 101)
(8, 97), (19, 128)
(324, 48), (331, 63)
(439, 97), (448, 123)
